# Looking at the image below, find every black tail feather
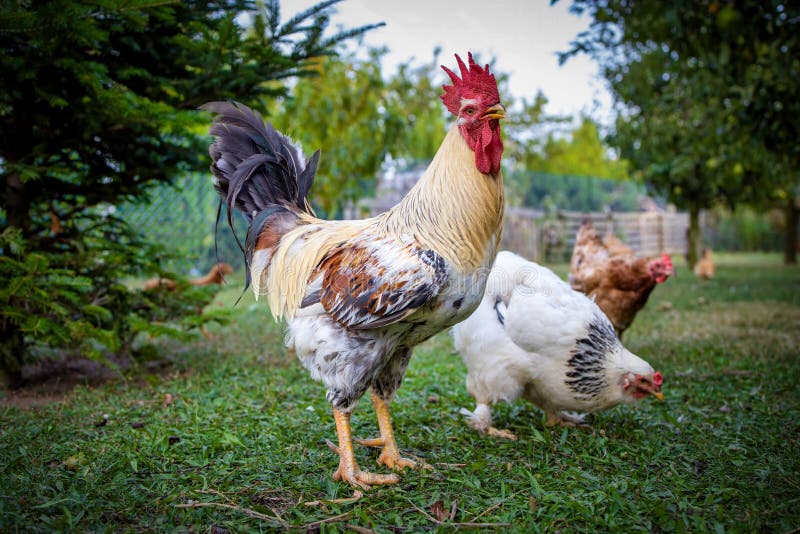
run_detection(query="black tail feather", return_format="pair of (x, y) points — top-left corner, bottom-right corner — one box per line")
(201, 100), (319, 253)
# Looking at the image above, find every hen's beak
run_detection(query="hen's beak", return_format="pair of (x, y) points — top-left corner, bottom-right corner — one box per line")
(481, 104), (506, 120)
(652, 391), (665, 401)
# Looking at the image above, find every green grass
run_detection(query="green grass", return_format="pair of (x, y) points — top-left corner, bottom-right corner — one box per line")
(1, 253), (799, 532)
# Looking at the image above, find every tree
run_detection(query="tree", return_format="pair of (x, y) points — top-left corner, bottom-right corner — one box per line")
(506, 115), (634, 211)
(559, 0), (800, 266)
(1, 0), (381, 231)
(0, 0), (380, 382)
(532, 116), (628, 180)
(265, 49), (404, 216)
(384, 48), (450, 164)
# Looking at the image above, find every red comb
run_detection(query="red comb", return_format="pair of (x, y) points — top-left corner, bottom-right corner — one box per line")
(653, 372), (663, 387)
(660, 253), (673, 270)
(440, 52), (500, 115)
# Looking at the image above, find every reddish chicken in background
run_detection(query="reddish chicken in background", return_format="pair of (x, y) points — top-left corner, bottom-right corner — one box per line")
(143, 262), (234, 291)
(694, 248), (715, 280)
(203, 53), (506, 489)
(602, 231), (634, 257)
(569, 220), (674, 338)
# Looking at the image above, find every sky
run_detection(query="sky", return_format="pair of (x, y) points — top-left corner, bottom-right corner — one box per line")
(278, 0), (613, 124)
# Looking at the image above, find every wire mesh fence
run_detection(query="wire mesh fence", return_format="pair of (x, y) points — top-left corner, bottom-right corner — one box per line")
(503, 207), (689, 263)
(116, 173), (247, 276)
(117, 172), (690, 278)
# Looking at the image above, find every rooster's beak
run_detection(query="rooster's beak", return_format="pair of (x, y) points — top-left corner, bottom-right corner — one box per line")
(652, 391), (665, 401)
(481, 104), (506, 120)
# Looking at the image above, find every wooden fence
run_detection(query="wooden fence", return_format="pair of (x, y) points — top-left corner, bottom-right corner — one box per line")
(502, 207), (689, 263)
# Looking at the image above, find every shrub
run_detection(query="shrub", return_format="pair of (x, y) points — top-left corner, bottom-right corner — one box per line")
(0, 212), (228, 386)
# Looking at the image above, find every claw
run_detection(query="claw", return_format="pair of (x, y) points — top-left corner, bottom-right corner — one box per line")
(355, 437), (385, 448)
(377, 449), (432, 471)
(333, 463), (399, 490)
(325, 439), (340, 454)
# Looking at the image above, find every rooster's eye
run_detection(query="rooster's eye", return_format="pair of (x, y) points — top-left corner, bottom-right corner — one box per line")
(464, 107), (475, 116)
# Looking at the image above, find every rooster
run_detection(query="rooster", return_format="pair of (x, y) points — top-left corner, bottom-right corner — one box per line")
(569, 220), (674, 338)
(452, 251), (664, 440)
(202, 53), (505, 489)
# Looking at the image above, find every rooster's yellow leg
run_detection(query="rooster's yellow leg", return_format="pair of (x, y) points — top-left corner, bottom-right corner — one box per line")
(356, 391), (431, 471)
(331, 408), (400, 490)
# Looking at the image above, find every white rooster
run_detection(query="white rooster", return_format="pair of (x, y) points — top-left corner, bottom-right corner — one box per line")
(452, 251), (663, 439)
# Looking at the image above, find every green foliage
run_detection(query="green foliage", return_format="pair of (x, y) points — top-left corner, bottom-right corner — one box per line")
(384, 48), (450, 163)
(511, 170), (644, 213)
(0, 255), (798, 530)
(560, 0), (800, 264)
(706, 207), (784, 252)
(533, 117), (629, 180)
(266, 49), (404, 216)
(0, 217), (227, 383)
(501, 91), (555, 171)
(507, 117), (636, 210)
(0, 0), (380, 373)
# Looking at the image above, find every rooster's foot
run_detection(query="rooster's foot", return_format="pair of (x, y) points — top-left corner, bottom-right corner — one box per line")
(330, 409), (401, 490)
(378, 447), (431, 471)
(332, 462), (399, 490)
(355, 436), (430, 470)
(363, 390), (432, 471)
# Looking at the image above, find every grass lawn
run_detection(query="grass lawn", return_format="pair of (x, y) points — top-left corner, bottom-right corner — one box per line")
(1, 253), (799, 532)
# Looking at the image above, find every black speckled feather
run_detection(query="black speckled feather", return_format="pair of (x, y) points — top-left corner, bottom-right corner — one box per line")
(565, 313), (617, 400)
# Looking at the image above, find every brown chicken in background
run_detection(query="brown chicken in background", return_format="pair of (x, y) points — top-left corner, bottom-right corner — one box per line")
(143, 262), (233, 291)
(569, 220), (674, 338)
(694, 248), (715, 279)
(602, 231), (634, 257)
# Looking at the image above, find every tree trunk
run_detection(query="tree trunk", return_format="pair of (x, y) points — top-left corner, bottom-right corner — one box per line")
(686, 204), (701, 269)
(0, 318), (24, 388)
(785, 196), (798, 265)
(2, 171), (29, 384)
(4, 171), (31, 232)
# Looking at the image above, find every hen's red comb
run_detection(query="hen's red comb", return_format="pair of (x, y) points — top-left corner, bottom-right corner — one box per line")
(653, 372), (663, 387)
(440, 52), (500, 115)
(660, 253), (674, 272)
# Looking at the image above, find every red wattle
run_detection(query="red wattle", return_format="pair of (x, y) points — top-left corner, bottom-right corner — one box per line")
(469, 121), (503, 175)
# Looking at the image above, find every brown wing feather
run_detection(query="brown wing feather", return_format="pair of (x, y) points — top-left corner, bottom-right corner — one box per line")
(311, 236), (448, 330)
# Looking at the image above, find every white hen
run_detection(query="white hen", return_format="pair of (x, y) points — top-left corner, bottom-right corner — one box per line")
(452, 251), (663, 439)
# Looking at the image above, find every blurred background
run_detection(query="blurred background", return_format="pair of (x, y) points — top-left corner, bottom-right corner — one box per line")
(1, 0), (798, 380)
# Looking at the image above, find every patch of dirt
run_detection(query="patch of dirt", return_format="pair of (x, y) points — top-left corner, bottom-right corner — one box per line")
(2, 385), (77, 409)
(0, 355), (129, 410)
(1, 349), (192, 410)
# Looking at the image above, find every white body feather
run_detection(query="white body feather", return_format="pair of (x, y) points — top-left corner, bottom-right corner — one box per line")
(452, 251), (655, 431)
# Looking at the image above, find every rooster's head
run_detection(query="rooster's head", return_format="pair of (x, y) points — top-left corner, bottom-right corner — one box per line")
(649, 253), (674, 284)
(441, 52), (505, 175)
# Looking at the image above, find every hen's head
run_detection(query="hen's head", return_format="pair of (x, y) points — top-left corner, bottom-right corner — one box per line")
(622, 370), (664, 401)
(441, 52), (505, 175)
(649, 253), (674, 284)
